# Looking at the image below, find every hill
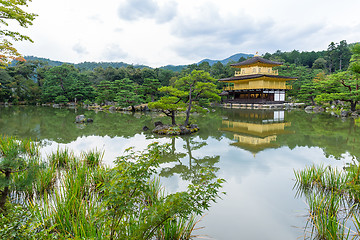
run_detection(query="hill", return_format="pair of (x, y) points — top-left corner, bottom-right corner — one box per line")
(198, 53), (253, 66)
(21, 53), (253, 71)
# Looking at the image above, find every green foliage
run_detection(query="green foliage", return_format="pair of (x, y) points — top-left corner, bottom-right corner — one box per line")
(95, 80), (115, 104)
(103, 142), (224, 239)
(113, 78), (143, 109)
(148, 87), (187, 125)
(0, 0), (37, 66)
(139, 78), (161, 102)
(276, 63), (323, 98)
(175, 70), (220, 126)
(0, 138), (224, 239)
(0, 135), (40, 210)
(54, 95), (68, 104)
(0, 204), (55, 239)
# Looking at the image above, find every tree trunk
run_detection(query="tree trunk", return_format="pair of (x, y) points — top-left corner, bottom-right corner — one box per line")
(184, 87), (192, 126)
(310, 96), (315, 105)
(0, 170), (11, 211)
(350, 100), (357, 112)
(171, 111), (176, 125)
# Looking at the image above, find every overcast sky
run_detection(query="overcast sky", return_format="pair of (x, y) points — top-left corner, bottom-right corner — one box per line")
(10, 0), (360, 67)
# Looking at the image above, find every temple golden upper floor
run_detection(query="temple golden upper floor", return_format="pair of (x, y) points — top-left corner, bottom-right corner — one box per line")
(234, 67), (279, 76)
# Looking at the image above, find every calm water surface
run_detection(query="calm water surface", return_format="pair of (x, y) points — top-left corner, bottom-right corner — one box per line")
(1, 106), (359, 239)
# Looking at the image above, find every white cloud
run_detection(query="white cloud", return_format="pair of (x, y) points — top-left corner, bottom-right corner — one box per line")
(72, 42), (88, 55)
(8, 0), (360, 67)
(102, 44), (128, 61)
(118, 0), (178, 23)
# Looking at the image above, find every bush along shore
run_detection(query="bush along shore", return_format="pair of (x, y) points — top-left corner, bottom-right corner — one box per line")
(0, 136), (224, 239)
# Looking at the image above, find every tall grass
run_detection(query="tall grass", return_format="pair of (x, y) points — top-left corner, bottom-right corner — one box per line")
(81, 148), (104, 167)
(295, 163), (360, 239)
(157, 215), (203, 240)
(30, 154), (107, 239)
(34, 164), (57, 195)
(48, 147), (74, 168)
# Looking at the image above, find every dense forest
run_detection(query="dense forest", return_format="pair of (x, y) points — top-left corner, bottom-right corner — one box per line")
(1, 40), (359, 111)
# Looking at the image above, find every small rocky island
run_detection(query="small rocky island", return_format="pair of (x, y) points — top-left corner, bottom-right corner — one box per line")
(147, 121), (199, 135)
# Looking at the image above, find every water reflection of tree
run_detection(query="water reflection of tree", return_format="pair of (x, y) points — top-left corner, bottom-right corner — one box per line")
(159, 137), (220, 183)
(280, 111), (360, 160)
(0, 106), (155, 142)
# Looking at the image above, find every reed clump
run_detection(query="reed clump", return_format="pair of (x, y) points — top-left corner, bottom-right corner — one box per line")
(294, 162), (360, 239)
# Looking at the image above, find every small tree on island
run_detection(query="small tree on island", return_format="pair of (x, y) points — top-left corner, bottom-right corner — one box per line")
(148, 70), (220, 127)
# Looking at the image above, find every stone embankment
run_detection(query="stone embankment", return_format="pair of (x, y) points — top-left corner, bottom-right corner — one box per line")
(220, 102), (305, 110)
(86, 104), (149, 112)
(304, 105), (359, 118)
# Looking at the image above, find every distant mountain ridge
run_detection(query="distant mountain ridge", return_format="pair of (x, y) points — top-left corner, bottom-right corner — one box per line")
(198, 53), (253, 66)
(22, 53), (253, 71)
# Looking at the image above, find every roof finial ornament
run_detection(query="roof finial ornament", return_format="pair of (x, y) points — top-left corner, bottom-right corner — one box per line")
(255, 51), (259, 57)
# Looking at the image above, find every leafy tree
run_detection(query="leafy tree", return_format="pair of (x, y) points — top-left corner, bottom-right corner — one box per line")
(277, 63), (323, 98)
(68, 73), (96, 102)
(315, 71), (359, 111)
(114, 78), (142, 110)
(139, 78), (161, 102)
(210, 61), (226, 78)
(337, 40), (352, 71)
(197, 61), (211, 72)
(6, 61), (40, 103)
(54, 95), (69, 104)
(150, 71), (220, 126)
(95, 80), (115, 105)
(0, 68), (13, 101)
(148, 87), (187, 125)
(316, 44), (360, 111)
(175, 70), (220, 126)
(312, 57), (327, 70)
(42, 64), (79, 102)
(0, 0), (37, 66)
(156, 68), (176, 86)
(298, 81), (320, 105)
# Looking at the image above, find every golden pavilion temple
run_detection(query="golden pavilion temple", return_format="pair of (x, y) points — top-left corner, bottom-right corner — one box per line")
(219, 55), (296, 103)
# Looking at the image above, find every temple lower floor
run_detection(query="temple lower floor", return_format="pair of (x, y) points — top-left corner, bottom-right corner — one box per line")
(222, 89), (286, 104)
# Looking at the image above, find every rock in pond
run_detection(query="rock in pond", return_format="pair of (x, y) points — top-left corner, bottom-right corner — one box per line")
(154, 121), (163, 127)
(341, 111), (349, 117)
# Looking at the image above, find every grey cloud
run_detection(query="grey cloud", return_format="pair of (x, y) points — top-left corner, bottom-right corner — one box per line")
(155, 1), (178, 24)
(102, 44), (128, 61)
(118, 0), (177, 23)
(72, 43), (88, 55)
(169, 2), (332, 61)
(170, 6), (275, 60)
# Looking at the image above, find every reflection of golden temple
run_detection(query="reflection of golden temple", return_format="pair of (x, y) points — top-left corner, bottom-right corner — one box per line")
(220, 110), (294, 155)
(234, 134), (277, 145)
(221, 120), (291, 138)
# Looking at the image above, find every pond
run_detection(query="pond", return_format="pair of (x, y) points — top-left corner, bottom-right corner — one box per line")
(0, 106), (359, 239)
